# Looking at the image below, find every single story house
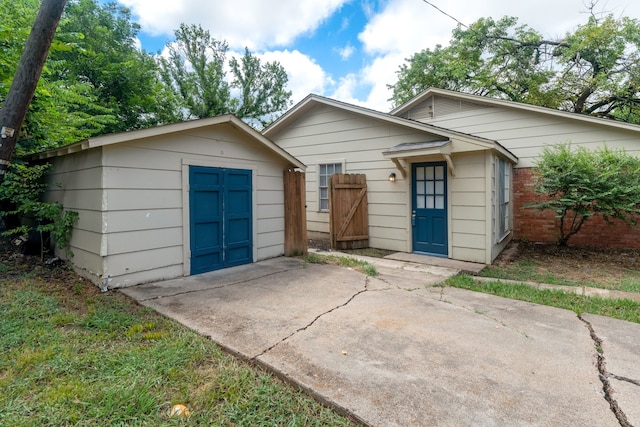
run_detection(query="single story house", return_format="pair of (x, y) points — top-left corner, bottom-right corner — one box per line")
(263, 88), (640, 264)
(34, 115), (305, 289)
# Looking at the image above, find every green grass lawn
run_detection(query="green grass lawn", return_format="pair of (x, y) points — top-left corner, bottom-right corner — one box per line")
(445, 275), (640, 324)
(0, 276), (352, 426)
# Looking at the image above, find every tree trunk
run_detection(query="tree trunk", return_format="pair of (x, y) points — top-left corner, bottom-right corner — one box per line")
(0, 0), (67, 183)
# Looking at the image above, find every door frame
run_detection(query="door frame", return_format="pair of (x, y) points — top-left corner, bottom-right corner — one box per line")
(182, 158), (258, 276)
(411, 161), (449, 257)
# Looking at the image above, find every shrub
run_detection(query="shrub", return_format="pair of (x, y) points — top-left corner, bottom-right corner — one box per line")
(528, 143), (640, 245)
(0, 162), (78, 258)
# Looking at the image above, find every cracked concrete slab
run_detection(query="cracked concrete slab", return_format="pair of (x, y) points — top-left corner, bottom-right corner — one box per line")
(260, 286), (616, 426)
(122, 258), (368, 358)
(121, 256), (639, 426)
(583, 314), (640, 426)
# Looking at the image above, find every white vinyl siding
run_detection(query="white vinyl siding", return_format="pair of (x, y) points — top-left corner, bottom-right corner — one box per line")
(449, 152), (488, 263)
(270, 104), (445, 252)
(318, 162), (343, 211)
(414, 95), (640, 168)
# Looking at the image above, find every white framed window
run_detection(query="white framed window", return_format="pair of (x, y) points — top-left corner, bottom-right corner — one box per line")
(497, 157), (511, 239)
(318, 161), (344, 211)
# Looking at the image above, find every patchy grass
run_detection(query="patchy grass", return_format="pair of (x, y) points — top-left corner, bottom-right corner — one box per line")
(304, 253), (378, 276)
(445, 275), (640, 324)
(0, 275), (352, 426)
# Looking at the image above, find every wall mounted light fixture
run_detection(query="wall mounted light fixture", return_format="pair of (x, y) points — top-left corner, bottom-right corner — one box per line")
(388, 172), (396, 182)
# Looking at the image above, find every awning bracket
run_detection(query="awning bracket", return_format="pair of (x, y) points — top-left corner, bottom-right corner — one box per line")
(391, 158), (407, 178)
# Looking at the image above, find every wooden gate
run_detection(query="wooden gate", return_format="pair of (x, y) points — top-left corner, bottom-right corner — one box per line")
(283, 169), (307, 256)
(329, 173), (369, 250)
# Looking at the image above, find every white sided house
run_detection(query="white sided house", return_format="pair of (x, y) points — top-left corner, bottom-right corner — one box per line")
(35, 115), (304, 289)
(264, 88), (640, 264)
(264, 95), (517, 264)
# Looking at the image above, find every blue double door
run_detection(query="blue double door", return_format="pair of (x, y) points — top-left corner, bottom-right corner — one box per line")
(412, 162), (448, 256)
(189, 166), (252, 275)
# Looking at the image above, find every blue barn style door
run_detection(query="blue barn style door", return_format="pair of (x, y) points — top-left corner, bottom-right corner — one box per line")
(189, 166), (252, 274)
(412, 162), (448, 256)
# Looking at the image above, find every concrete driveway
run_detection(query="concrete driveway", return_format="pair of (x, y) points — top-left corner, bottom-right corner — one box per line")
(121, 255), (640, 426)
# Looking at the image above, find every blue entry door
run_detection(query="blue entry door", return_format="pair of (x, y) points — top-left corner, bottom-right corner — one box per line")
(412, 162), (448, 256)
(189, 166), (252, 274)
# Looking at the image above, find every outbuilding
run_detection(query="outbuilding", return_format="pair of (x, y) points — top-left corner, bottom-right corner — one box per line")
(34, 115), (305, 289)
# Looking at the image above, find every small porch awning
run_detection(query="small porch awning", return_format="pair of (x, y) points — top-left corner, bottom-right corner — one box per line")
(382, 137), (517, 178)
(382, 140), (453, 178)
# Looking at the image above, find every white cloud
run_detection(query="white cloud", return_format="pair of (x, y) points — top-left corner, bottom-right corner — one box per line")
(259, 50), (335, 105)
(121, 0), (640, 113)
(336, 43), (356, 60)
(119, 0), (348, 50)
(355, 0), (640, 111)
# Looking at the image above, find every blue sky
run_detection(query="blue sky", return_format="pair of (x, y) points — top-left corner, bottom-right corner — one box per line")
(113, 0), (640, 112)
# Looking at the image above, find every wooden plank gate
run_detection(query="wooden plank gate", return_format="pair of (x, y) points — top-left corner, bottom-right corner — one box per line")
(283, 169), (307, 256)
(329, 173), (369, 250)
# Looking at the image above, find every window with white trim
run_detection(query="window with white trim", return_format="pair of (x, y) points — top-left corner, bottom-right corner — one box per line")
(318, 162), (342, 211)
(497, 157), (511, 239)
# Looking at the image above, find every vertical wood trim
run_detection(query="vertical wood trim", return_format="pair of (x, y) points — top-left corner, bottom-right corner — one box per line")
(284, 169), (307, 256)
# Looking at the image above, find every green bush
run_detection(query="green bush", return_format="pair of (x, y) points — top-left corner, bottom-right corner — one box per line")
(0, 162), (78, 258)
(528, 143), (640, 245)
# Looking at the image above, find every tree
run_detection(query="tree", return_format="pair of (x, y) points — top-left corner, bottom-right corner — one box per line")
(0, 0), (67, 183)
(51, 0), (182, 133)
(159, 24), (292, 128)
(528, 144), (640, 245)
(390, 9), (640, 123)
(0, 0), (118, 156)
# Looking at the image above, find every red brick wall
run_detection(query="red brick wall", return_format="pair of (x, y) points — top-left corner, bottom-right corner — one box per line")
(513, 167), (640, 248)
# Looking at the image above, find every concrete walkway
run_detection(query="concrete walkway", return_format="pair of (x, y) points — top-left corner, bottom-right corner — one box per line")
(121, 255), (640, 426)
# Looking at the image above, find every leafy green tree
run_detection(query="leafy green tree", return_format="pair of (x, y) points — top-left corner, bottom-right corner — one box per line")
(52, 0), (181, 134)
(159, 24), (292, 128)
(0, 0), (116, 155)
(390, 11), (640, 123)
(158, 24), (231, 119)
(528, 144), (640, 245)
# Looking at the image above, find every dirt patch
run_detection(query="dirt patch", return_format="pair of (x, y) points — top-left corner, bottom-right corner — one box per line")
(0, 237), (107, 314)
(489, 240), (640, 291)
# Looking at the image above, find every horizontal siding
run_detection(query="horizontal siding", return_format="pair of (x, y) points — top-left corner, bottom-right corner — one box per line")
(451, 247), (485, 264)
(46, 121), (294, 287)
(448, 152), (488, 263)
(107, 265), (184, 289)
(272, 104), (495, 263)
(257, 244), (284, 260)
(452, 232), (485, 249)
(105, 189), (182, 210)
(105, 246), (183, 278)
(452, 219), (485, 235)
(421, 106), (640, 168)
(67, 246), (104, 281)
(107, 227), (183, 255)
(106, 209), (182, 233)
(45, 152), (105, 261)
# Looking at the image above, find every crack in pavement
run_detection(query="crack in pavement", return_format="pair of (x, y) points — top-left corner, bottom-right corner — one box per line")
(608, 373), (640, 387)
(579, 315), (632, 427)
(251, 275), (372, 360)
(132, 268), (302, 302)
(438, 287), (532, 338)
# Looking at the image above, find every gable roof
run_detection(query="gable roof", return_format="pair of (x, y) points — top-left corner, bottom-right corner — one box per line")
(391, 87), (640, 134)
(263, 94), (516, 162)
(33, 114), (305, 169)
